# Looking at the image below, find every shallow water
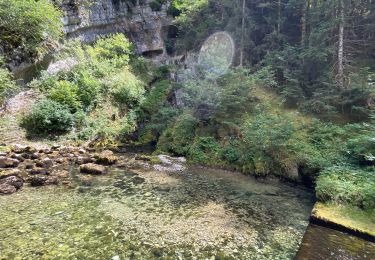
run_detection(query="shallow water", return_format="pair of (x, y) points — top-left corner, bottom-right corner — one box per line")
(297, 224), (375, 260)
(0, 166), (314, 259)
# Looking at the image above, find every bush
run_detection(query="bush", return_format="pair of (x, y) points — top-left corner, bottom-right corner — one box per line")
(76, 72), (100, 110)
(47, 81), (81, 113)
(316, 166), (375, 210)
(157, 112), (198, 155)
(0, 0), (62, 60)
(188, 137), (221, 165)
(241, 112), (298, 176)
(140, 80), (172, 117)
(89, 34), (132, 67)
(0, 68), (17, 107)
(345, 123), (375, 165)
(108, 70), (144, 115)
(20, 99), (74, 135)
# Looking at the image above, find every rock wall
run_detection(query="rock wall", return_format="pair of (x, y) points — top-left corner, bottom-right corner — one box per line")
(61, 0), (172, 61)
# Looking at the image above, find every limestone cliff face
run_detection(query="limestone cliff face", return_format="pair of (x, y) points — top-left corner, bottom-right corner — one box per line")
(61, 0), (172, 61)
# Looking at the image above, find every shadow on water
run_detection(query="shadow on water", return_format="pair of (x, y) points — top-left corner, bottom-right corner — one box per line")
(297, 224), (375, 260)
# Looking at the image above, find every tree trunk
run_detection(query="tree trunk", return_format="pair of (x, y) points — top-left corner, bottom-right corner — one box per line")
(277, 0), (281, 34)
(337, 0), (345, 88)
(239, 0), (246, 67)
(301, 0), (310, 46)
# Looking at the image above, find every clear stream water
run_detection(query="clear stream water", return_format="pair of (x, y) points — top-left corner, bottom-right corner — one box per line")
(0, 165), (373, 259)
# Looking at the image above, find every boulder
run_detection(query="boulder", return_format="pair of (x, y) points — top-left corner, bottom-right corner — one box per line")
(80, 163), (106, 175)
(0, 184), (17, 194)
(0, 157), (20, 168)
(96, 150), (117, 165)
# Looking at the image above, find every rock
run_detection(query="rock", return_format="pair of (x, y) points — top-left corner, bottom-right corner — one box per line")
(36, 158), (53, 168)
(30, 153), (39, 160)
(96, 150), (117, 165)
(0, 152), (8, 157)
(76, 156), (94, 165)
(51, 144), (61, 150)
(29, 167), (49, 175)
(0, 157), (20, 168)
(11, 144), (35, 154)
(78, 148), (86, 154)
(53, 170), (69, 178)
(11, 153), (24, 162)
(29, 176), (47, 186)
(46, 176), (59, 185)
(285, 164), (300, 181)
(80, 163), (106, 175)
(0, 184), (17, 194)
(0, 175), (23, 189)
(40, 148), (53, 154)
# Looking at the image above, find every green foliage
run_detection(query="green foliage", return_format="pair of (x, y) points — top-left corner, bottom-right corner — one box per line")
(188, 137), (221, 165)
(345, 123), (375, 165)
(88, 34), (132, 67)
(241, 112), (298, 176)
(75, 72), (100, 110)
(0, 68), (17, 106)
(157, 112), (198, 155)
(108, 70), (145, 114)
(20, 99), (74, 135)
(47, 81), (81, 113)
(316, 166), (375, 210)
(140, 80), (172, 117)
(0, 0), (62, 60)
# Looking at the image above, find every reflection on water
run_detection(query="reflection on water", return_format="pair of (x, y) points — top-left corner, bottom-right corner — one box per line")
(297, 224), (375, 260)
(0, 166), (315, 259)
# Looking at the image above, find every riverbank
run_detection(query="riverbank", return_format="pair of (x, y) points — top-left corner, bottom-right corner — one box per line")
(310, 202), (375, 242)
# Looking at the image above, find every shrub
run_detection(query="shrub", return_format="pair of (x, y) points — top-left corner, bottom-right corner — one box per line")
(89, 34), (132, 67)
(0, 68), (17, 107)
(241, 112), (298, 176)
(140, 80), (172, 117)
(0, 0), (62, 60)
(157, 112), (198, 155)
(345, 123), (375, 165)
(20, 99), (74, 135)
(76, 72), (100, 110)
(316, 166), (375, 210)
(188, 137), (221, 165)
(108, 70), (145, 115)
(47, 81), (81, 113)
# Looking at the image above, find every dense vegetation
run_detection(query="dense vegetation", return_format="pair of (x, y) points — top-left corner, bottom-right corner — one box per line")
(0, 0), (373, 216)
(0, 0), (62, 63)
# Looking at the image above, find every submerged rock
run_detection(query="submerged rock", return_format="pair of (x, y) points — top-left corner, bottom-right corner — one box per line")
(80, 163), (106, 175)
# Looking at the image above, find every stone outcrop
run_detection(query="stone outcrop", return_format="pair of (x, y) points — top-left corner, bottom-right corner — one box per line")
(61, 0), (172, 62)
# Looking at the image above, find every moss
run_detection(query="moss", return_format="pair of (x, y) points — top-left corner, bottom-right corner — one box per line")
(312, 202), (375, 238)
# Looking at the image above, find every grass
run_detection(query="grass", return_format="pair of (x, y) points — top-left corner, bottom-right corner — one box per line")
(312, 202), (375, 237)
